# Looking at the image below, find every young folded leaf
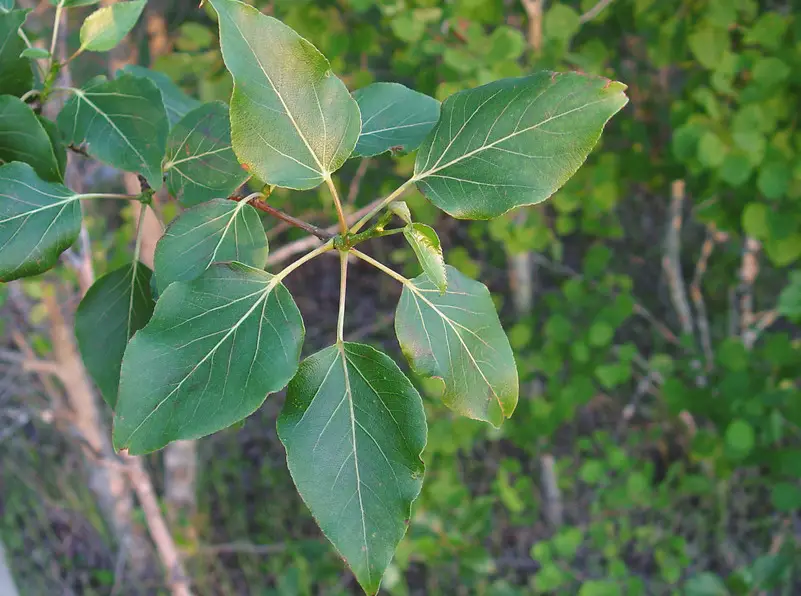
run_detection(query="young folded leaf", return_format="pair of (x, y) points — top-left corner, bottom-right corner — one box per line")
(119, 65), (201, 127)
(79, 0), (146, 53)
(75, 262), (155, 408)
(413, 72), (628, 219)
(0, 9), (32, 97)
(20, 47), (49, 59)
(278, 342), (426, 596)
(113, 262), (304, 454)
(163, 102), (249, 206)
(58, 74), (169, 189)
(208, 0), (360, 189)
(0, 162), (80, 281)
(395, 265), (518, 426)
(0, 95), (65, 182)
(403, 223), (446, 293)
(153, 198), (268, 292)
(352, 82), (440, 158)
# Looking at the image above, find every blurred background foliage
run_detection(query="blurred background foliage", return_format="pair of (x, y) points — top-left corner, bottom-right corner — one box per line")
(2, 0), (801, 594)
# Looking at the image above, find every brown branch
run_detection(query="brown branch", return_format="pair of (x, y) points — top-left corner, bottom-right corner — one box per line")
(662, 180), (694, 337)
(739, 236), (761, 339)
(266, 196), (394, 266)
(520, 0), (544, 53)
(231, 194), (334, 241)
(578, 0), (615, 24)
(690, 228), (717, 370)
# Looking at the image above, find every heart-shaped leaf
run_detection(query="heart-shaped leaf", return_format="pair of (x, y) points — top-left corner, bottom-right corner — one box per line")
(79, 0), (146, 53)
(163, 102), (249, 206)
(113, 262), (304, 454)
(403, 223), (446, 293)
(0, 9), (32, 97)
(278, 342), (426, 596)
(413, 72), (628, 219)
(0, 95), (65, 182)
(120, 65), (201, 127)
(58, 74), (169, 189)
(0, 162), (80, 281)
(208, 0), (360, 189)
(153, 198), (268, 292)
(75, 262), (155, 408)
(352, 82), (440, 157)
(395, 265), (518, 426)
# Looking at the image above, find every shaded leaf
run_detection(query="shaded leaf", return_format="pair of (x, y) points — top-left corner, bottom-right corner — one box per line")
(0, 95), (65, 182)
(79, 0), (146, 53)
(20, 47), (49, 59)
(153, 198), (268, 292)
(413, 72), (628, 219)
(352, 82), (440, 157)
(395, 265), (518, 426)
(113, 262), (304, 454)
(208, 0), (360, 189)
(0, 9), (32, 97)
(38, 116), (67, 181)
(120, 65), (201, 127)
(163, 102), (249, 206)
(57, 74), (168, 189)
(75, 262), (155, 408)
(403, 223), (446, 293)
(59, 0), (102, 7)
(0, 161), (80, 281)
(278, 342), (426, 595)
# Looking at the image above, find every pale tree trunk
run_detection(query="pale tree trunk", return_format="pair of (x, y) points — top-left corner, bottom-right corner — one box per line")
(0, 539), (20, 596)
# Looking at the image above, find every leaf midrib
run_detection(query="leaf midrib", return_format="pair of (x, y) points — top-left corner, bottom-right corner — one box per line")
(414, 95), (614, 181)
(224, 5), (327, 176)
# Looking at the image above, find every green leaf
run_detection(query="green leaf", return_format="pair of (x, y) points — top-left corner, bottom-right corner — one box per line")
(742, 202), (769, 239)
(57, 74), (168, 189)
(685, 573), (730, 596)
(208, 0), (360, 189)
(688, 25), (729, 70)
(725, 419), (755, 458)
(119, 65), (200, 127)
(113, 262), (304, 454)
(778, 271), (801, 321)
(79, 0), (146, 53)
(153, 199), (268, 293)
(413, 72), (627, 219)
(20, 47), (49, 59)
(0, 162), (80, 281)
(395, 265), (518, 426)
(757, 159), (791, 200)
(0, 95), (65, 182)
(352, 83), (440, 158)
(163, 102), (249, 206)
(59, 0), (102, 7)
(0, 10), (32, 97)
(771, 483), (801, 512)
(278, 342), (426, 595)
(403, 223), (446, 293)
(0, 0), (13, 10)
(75, 262), (155, 408)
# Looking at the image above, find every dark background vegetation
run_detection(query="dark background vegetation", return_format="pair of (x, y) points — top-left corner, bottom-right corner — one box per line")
(2, 0), (801, 594)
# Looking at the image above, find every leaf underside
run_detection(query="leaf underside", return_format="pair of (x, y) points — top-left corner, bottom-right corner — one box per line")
(75, 262), (155, 408)
(395, 265), (518, 426)
(0, 95), (65, 182)
(57, 74), (169, 189)
(352, 82), (440, 158)
(413, 71), (628, 219)
(164, 101), (249, 206)
(209, 0), (360, 189)
(0, 162), (80, 281)
(403, 222), (447, 293)
(153, 198), (268, 292)
(114, 262), (304, 454)
(0, 10), (33, 97)
(278, 342), (426, 595)
(119, 65), (201, 127)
